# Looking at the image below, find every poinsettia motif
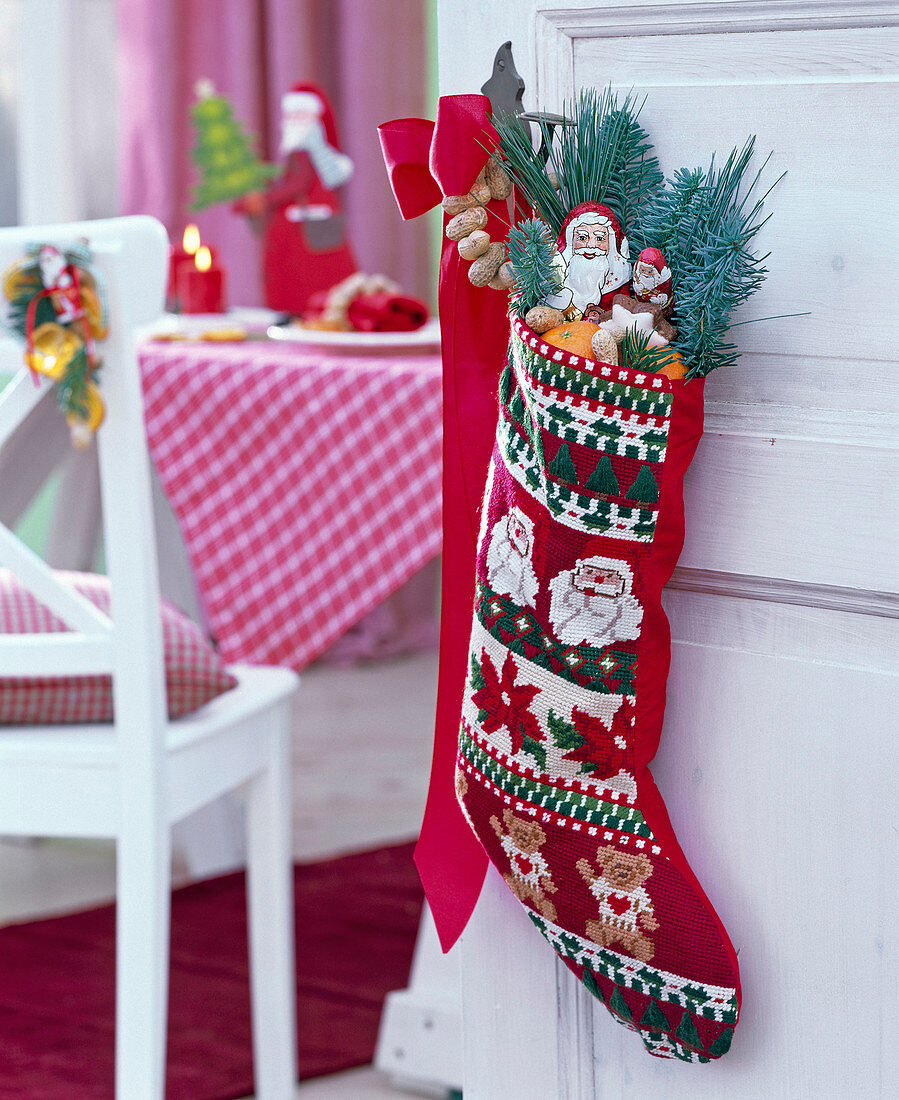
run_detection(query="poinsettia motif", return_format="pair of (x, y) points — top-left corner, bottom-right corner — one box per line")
(471, 649), (543, 754)
(562, 702), (631, 779)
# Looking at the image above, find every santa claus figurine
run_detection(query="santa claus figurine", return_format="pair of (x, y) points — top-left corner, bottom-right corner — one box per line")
(632, 247), (673, 313)
(548, 202), (632, 318)
(236, 82), (357, 315)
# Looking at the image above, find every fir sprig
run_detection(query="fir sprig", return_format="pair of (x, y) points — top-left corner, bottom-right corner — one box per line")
(597, 108), (663, 235)
(493, 89), (662, 237)
(632, 138), (781, 378)
(56, 343), (93, 421)
(507, 218), (561, 315)
(618, 327), (675, 374)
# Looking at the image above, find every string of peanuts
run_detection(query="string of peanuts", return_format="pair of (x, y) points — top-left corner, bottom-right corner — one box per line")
(442, 156), (516, 291)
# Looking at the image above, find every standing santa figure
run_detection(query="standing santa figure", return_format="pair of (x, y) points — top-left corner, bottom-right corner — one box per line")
(236, 83), (357, 315)
(549, 202), (632, 318)
(632, 247), (673, 312)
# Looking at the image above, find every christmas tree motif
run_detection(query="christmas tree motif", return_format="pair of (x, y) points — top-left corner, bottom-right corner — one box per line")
(640, 999), (670, 1032)
(548, 442), (577, 483)
(625, 464), (659, 503)
(585, 455), (620, 495)
(190, 79), (278, 210)
(498, 362), (513, 405)
(675, 1008), (703, 1050)
(708, 1027), (734, 1056)
(609, 986), (633, 1022)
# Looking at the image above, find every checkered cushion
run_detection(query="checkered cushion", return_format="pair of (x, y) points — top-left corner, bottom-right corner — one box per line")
(0, 570), (237, 724)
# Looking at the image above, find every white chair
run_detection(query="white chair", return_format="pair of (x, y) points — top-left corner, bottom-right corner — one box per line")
(0, 217), (299, 1099)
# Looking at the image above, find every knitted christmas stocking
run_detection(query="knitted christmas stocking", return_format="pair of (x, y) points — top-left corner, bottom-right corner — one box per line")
(455, 315), (741, 1062)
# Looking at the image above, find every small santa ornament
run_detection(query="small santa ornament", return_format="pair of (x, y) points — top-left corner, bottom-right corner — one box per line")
(547, 202), (632, 317)
(37, 245), (85, 326)
(631, 247), (673, 313)
(235, 82), (357, 315)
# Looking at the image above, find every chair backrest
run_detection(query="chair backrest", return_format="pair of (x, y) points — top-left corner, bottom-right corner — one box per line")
(0, 216), (170, 744)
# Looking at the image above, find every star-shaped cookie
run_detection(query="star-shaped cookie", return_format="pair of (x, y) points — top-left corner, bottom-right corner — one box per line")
(595, 294), (677, 347)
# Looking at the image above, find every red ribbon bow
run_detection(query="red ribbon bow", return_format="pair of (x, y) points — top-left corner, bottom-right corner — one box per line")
(379, 95), (509, 950)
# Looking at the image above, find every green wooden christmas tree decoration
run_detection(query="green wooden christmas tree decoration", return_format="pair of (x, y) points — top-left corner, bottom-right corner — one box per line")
(190, 79), (279, 210)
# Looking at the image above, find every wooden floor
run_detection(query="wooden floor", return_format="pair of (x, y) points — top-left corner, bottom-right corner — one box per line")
(0, 650), (440, 1099)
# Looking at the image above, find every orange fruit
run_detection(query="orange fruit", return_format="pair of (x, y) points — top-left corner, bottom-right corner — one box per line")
(655, 347), (687, 380)
(541, 321), (601, 361)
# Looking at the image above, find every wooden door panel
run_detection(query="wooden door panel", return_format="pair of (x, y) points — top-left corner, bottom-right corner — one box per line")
(437, 5), (898, 1096)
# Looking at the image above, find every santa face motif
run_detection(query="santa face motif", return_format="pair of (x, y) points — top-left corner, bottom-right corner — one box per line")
(486, 508), (539, 608)
(634, 261), (659, 288)
(573, 561), (625, 599)
(557, 204), (632, 315)
(549, 555), (643, 648)
(573, 223), (610, 258)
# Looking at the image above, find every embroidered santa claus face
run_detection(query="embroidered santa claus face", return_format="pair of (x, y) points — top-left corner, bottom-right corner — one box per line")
(548, 555), (643, 648)
(555, 202), (632, 315)
(486, 507), (539, 608)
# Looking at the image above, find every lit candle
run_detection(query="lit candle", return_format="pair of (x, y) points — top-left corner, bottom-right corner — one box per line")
(167, 224), (204, 305)
(177, 244), (227, 314)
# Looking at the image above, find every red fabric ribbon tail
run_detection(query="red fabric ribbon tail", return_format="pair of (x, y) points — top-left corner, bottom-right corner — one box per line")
(380, 95), (506, 950)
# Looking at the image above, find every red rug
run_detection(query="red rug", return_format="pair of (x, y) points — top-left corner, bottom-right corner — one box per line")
(0, 842), (423, 1099)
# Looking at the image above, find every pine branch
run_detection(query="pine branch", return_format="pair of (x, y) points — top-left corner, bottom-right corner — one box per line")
(598, 108), (663, 236)
(507, 217), (562, 315)
(632, 137), (779, 378)
(618, 328), (674, 374)
(493, 88), (661, 237)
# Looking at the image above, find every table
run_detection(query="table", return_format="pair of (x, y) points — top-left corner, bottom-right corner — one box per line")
(138, 338), (443, 671)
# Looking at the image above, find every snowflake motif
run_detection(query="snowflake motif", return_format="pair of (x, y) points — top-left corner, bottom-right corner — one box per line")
(483, 597), (504, 622)
(471, 649), (543, 754)
(598, 652), (621, 674)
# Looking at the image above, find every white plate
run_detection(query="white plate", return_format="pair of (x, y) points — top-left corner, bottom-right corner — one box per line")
(266, 317), (441, 351)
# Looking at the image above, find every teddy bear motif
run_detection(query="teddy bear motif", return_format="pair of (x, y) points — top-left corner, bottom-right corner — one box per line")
(576, 845), (659, 962)
(491, 808), (559, 922)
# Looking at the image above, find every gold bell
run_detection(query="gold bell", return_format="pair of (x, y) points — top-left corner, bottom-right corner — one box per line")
(66, 379), (106, 449)
(25, 322), (84, 381)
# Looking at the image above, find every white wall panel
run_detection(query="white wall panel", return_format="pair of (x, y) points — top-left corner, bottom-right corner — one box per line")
(440, 3), (899, 1097)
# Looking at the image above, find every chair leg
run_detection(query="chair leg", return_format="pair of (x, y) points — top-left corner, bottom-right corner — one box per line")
(115, 819), (172, 1100)
(245, 704), (298, 1098)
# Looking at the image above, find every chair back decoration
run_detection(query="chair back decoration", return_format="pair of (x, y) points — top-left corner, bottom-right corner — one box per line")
(1, 240), (109, 449)
(0, 217), (170, 742)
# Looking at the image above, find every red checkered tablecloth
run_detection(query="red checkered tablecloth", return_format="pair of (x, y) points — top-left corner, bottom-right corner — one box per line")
(138, 339), (442, 670)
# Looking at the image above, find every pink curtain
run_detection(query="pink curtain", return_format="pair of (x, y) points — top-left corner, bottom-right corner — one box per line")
(115, 0), (432, 306)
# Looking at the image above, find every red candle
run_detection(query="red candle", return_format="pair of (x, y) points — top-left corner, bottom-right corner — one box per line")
(177, 246), (226, 314)
(167, 225), (202, 303)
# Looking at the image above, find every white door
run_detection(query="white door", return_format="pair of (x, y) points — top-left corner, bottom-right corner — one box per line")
(439, 2), (899, 1097)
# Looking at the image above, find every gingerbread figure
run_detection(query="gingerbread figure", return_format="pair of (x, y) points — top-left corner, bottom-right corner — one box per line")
(577, 844), (659, 962)
(490, 808), (559, 922)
